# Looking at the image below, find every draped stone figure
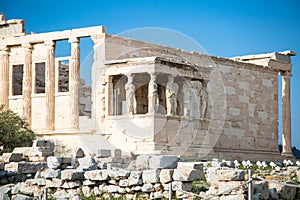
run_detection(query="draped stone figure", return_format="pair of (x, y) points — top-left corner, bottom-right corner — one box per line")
(125, 74), (136, 115)
(200, 82), (208, 118)
(191, 80), (202, 118)
(166, 75), (178, 115)
(148, 73), (159, 113)
(183, 82), (193, 117)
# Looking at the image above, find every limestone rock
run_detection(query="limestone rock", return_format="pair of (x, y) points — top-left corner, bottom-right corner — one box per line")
(253, 181), (269, 200)
(220, 194), (246, 200)
(40, 168), (61, 179)
(216, 168), (245, 181)
(128, 171), (143, 186)
(136, 155), (151, 170)
(268, 188), (279, 200)
(108, 169), (130, 180)
(119, 179), (129, 187)
(1, 153), (23, 162)
(107, 185), (119, 193)
(74, 148), (85, 158)
(0, 185), (12, 200)
(45, 178), (63, 188)
(14, 194), (33, 200)
(32, 139), (55, 152)
(84, 170), (109, 181)
(149, 155), (179, 169)
(77, 156), (97, 171)
(159, 169), (173, 183)
(173, 168), (200, 181)
(269, 182), (296, 200)
(5, 162), (46, 174)
(142, 169), (160, 183)
(61, 170), (84, 180)
(47, 156), (61, 169)
(171, 181), (192, 191)
(142, 183), (154, 192)
(206, 167), (217, 183)
(98, 149), (111, 158)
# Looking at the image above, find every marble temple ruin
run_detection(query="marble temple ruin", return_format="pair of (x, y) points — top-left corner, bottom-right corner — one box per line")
(0, 14), (296, 161)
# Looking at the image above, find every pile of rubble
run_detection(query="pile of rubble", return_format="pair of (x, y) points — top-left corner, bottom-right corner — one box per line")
(1, 141), (300, 199)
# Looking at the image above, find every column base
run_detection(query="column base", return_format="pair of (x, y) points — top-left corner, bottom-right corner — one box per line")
(281, 152), (295, 159)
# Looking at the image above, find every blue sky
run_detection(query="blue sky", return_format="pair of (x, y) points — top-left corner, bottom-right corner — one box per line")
(2, 0), (300, 148)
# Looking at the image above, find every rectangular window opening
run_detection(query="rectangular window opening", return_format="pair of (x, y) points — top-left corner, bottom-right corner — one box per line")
(35, 62), (45, 93)
(12, 64), (23, 95)
(58, 60), (69, 92)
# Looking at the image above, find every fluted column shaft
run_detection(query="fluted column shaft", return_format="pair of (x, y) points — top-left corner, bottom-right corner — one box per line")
(69, 37), (80, 130)
(281, 72), (293, 157)
(45, 40), (56, 131)
(0, 47), (9, 110)
(22, 43), (33, 125)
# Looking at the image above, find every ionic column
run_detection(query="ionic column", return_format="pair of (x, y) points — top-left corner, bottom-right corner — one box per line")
(0, 46), (10, 110)
(125, 73), (136, 115)
(69, 37), (80, 130)
(45, 40), (56, 131)
(148, 72), (159, 114)
(281, 72), (293, 157)
(22, 43), (33, 125)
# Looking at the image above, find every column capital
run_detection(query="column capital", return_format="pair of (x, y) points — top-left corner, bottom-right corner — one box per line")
(68, 37), (80, 44)
(22, 42), (33, 52)
(279, 70), (292, 77)
(91, 34), (105, 44)
(44, 40), (56, 47)
(0, 45), (10, 53)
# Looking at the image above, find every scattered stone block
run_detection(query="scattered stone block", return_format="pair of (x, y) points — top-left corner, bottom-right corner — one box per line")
(268, 188), (279, 200)
(47, 156), (61, 169)
(128, 171), (143, 186)
(114, 149), (122, 159)
(5, 162), (46, 174)
(136, 155), (151, 170)
(1, 153), (23, 162)
(142, 183), (154, 192)
(159, 169), (173, 183)
(216, 168), (245, 181)
(269, 182), (297, 200)
(173, 168), (200, 182)
(142, 169), (160, 183)
(61, 170), (84, 181)
(98, 149), (111, 158)
(0, 185), (12, 200)
(108, 169), (130, 180)
(45, 178), (63, 188)
(119, 179), (129, 187)
(220, 194), (246, 200)
(149, 155), (179, 169)
(40, 168), (61, 179)
(77, 156), (97, 171)
(14, 194), (33, 200)
(253, 181), (269, 199)
(171, 181), (192, 191)
(84, 170), (109, 181)
(107, 185), (119, 193)
(32, 139), (55, 152)
(177, 162), (203, 170)
(74, 148), (85, 158)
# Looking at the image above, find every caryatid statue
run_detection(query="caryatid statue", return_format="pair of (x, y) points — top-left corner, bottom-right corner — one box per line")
(125, 73), (136, 115)
(148, 72), (159, 113)
(191, 80), (203, 118)
(183, 82), (193, 117)
(166, 75), (178, 115)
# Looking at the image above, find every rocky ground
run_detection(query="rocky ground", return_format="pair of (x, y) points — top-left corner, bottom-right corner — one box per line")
(0, 140), (300, 200)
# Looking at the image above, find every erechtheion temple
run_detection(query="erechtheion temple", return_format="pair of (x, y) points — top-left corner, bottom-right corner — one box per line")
(0, 14), (296, 161)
